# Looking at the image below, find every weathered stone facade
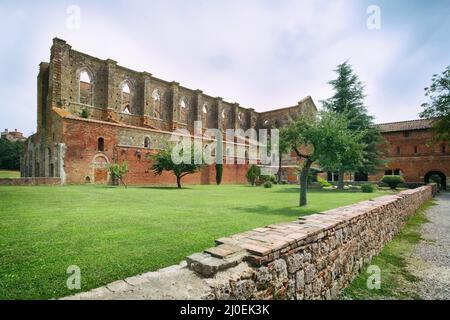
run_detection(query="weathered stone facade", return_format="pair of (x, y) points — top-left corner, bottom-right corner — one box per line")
(22, 38), (316, 185)
(63, 185), (435, 300)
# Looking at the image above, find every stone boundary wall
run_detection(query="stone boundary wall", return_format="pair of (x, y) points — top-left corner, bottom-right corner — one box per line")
(0, 177), (61, 186)
(63, 185), (435, 300)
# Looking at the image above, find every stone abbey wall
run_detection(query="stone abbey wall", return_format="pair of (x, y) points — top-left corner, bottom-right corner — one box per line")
(64, 185), (435, 300)
(44, 37), (315, 134)
(22, 38), (316, 185)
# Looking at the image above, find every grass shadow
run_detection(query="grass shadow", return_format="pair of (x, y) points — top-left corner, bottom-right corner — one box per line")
(134, 186), (194, 190)
(273, 187), (358, 194)
(232, 205), (320, 218)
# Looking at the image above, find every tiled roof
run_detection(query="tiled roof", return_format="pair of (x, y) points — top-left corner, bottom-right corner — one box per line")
(376, 119), (432, 132)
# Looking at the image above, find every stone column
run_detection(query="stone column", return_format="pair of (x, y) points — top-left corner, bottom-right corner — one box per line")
(170, 82), (180, 130)
(105, 59), (118, 121)
(195, 90), (203, 123)
(141, 72), (152, 126)
(233, 103), (239, 130)
(248, 108), (257, 129)
(49, 38), (71, 110)
(56, 143), (67, 184)
(216, 97), (223, 132)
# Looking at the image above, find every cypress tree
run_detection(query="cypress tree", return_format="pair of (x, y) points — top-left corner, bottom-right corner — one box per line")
(321, 61), (385, 189)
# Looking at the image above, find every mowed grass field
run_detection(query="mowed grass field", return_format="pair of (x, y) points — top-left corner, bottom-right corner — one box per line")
(0, 184), (387, 299)
(0, 170), (20, 178)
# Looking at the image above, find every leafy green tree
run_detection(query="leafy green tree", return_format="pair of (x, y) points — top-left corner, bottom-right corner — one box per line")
(150, 144), (204, 188)
(269, 121), (291, 184)
(420, 65), (450, 142)
(246, 164), (261, 186)
(280, 111), (364, 206)
(108, 162), (128, 187)
(322, 61), (385, 189)
(0, 139), (23, 170)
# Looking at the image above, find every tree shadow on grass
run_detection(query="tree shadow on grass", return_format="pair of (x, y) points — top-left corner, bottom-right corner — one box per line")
(232, 205), (320, 218)
(273, 187), (357, 195)
(134, 186), (194, 190)
(91, 185), (193, 190)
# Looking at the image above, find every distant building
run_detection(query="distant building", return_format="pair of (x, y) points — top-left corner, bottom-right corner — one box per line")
(369, 119), (449, 189)
(1, 129), (27, 142)
(323, 119), (449, 189)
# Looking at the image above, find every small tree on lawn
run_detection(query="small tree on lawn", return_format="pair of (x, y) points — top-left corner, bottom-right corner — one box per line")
(108, 162), (128, 187)
(280, 111), (364, 207)
(381, 175), (405, 190)
(150, 144), (203, 189)
(246, 164), (261, 186)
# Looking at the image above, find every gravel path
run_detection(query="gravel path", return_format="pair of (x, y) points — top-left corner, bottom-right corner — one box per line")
(409, 191), (450, 300)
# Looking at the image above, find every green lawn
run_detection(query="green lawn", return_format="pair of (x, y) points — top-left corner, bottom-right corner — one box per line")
(0, 184), (386, 299)
(0, 170), (20, 178)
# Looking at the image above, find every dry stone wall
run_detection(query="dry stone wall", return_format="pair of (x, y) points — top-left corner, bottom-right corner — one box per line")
(0, 177), (61, 186)
(63, 185), (435, 300)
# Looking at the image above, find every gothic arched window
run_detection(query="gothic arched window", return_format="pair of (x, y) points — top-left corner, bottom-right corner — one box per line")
(79, 69), (93, 105)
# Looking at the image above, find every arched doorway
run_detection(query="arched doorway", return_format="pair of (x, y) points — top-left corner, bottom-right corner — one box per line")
(92, 154), (109, 184)
(424, 171), (447, 190)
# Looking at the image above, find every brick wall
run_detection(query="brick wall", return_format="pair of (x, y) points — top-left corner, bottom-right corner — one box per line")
(61, 117), (250, 185)
(64, 185), (435, 300)
(369, 129), (449, 188)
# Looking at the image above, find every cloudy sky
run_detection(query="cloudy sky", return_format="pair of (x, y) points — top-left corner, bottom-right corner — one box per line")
(0, 0), (449, 136)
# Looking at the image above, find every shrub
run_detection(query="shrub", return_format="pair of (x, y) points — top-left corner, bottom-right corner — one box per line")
(428, 174), (442, 189)
(381, 175), (405, 190)
(361, 183), (377, 193)
(260, 175), (276, 184)
(263, 181), (272, 188)
(81, 108), (89, 119)
(281, 180), (288, 185)
(317, 176), (332, 188)
(246, 165), (261, 186)
(108, 162), (128, 187)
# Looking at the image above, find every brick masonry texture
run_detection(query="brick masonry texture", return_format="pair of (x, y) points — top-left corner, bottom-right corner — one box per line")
(368, 125), (449, 189)
(63, 185), (435, 300)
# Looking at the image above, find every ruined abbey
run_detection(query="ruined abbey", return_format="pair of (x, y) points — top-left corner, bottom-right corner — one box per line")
(21, 38), (316, 185)
(20, 38), (449, 189)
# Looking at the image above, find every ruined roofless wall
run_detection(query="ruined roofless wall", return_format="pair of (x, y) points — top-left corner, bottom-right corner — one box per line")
(49, 37), (316, 134)
(63, 185), (435, 300)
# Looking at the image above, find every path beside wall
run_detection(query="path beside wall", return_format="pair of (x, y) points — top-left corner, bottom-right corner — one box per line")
(410, 191), (450, 299)
(63, 185), (435, 300)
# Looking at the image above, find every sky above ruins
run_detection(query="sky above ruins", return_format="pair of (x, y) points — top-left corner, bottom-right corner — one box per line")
(0, 0), (449, 135)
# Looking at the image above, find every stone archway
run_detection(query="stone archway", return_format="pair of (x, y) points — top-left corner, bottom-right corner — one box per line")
(424, 171), (447, 190)
(92, 154), (109, 184)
